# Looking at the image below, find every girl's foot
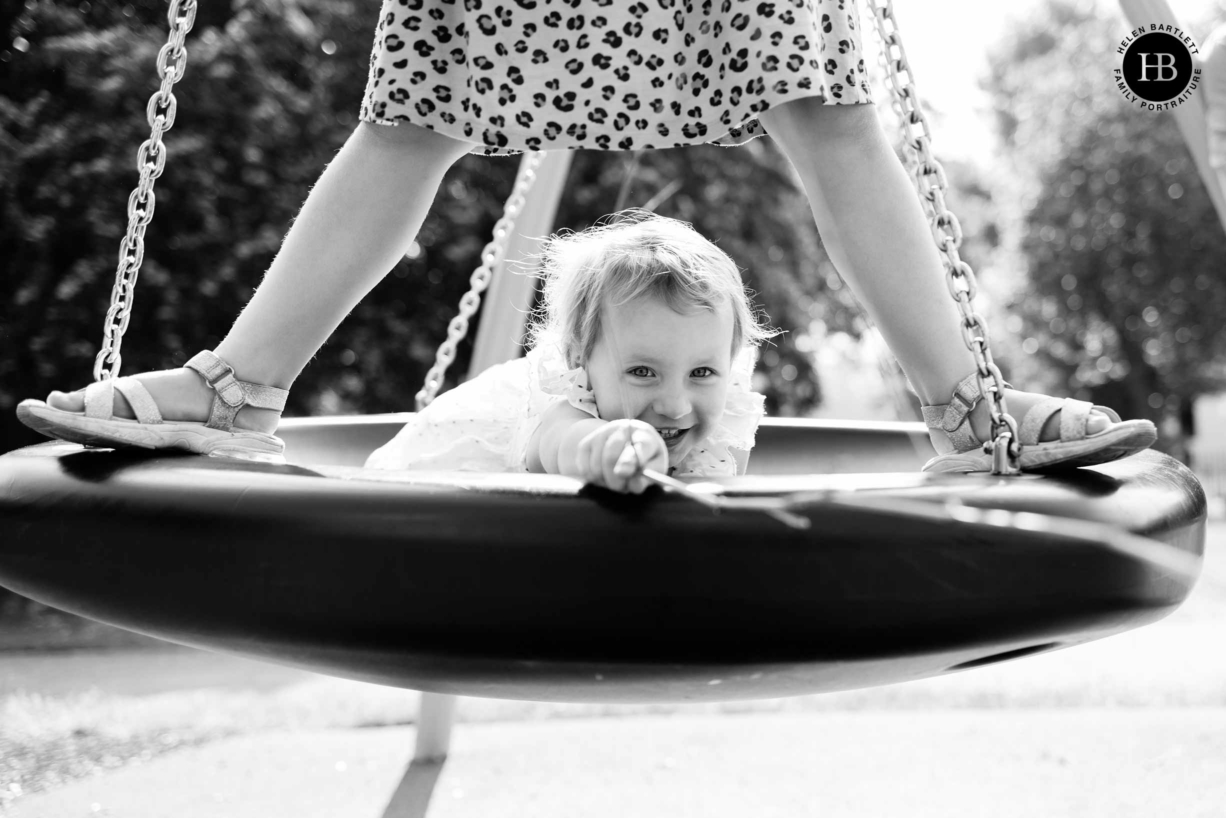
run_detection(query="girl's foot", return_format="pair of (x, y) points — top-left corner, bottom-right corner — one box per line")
(19, 352), (290, 462)
(964, 387), (1111, 444)
(44, 368), (281, 435)
(922, 376), (1157, 473)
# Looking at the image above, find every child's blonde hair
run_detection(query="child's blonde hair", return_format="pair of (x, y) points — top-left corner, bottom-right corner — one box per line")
(529, 210), (777, 367)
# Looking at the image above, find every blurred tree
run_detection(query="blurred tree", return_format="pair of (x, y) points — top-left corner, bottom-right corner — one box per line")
(982, 0), (1226, 452)
(2, 0), (380, 449)
(1, 0), (855, 454)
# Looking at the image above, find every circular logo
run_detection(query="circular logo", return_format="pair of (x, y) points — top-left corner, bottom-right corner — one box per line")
(1119, 32), (1195, 103)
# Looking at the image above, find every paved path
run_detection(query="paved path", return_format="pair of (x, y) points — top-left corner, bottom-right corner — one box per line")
(7, 709), (1226, 818)
(3, 523), (1224, 817)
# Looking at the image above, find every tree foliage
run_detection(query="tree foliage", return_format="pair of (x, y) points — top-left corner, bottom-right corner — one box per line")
(1, 0), (856, 453)
(983, 0), (1226, 433)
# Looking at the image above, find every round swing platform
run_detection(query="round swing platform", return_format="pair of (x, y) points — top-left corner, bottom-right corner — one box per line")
(1, 0), (1215, 710)
(0, 416), (1206, 704)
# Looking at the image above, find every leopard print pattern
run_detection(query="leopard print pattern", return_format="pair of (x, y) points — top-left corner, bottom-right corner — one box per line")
(360, 0), (873, 156)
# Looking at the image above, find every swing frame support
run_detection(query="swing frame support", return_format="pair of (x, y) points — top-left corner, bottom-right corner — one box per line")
(402, 150), (574, 804)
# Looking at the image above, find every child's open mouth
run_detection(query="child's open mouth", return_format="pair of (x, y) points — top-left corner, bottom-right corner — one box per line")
(656, 427), (690, 446)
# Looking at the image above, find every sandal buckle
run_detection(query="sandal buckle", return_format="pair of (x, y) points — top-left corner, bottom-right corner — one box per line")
(940, 391), (976, 432)
(205, 364), (246, 409)
(204, 360), (235, 387)
(938, 377), (982, 433)
(186, 351), (256, 412)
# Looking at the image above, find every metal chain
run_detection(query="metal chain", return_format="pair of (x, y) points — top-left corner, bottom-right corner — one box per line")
(415, 150), (546, 410)
(94, 0), (197, 382)
(868, 0), (1021, 474)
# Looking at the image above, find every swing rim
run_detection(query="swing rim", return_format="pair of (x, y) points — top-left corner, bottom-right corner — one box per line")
(0, 416), (1206, 704)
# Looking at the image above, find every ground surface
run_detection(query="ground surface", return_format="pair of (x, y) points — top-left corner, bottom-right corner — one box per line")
(1, 522), (1224, 818)
(6, 710), (1226, 818)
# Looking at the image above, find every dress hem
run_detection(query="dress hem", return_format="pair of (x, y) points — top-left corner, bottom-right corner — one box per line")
(359, 87), (874, 157)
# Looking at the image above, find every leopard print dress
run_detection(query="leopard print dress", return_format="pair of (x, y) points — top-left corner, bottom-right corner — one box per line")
(360, 0), (874, 156)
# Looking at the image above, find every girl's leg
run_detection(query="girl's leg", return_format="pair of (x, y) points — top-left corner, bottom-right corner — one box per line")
(47, 122), (472, 432)
(757, 99), (1109, 446)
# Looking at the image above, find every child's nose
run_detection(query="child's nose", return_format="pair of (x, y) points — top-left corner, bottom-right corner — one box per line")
(652, 388), (691, 420)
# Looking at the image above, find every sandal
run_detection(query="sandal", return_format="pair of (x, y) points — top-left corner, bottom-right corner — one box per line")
(15, 350), (288, 464)
(921, 373), (1158, 473)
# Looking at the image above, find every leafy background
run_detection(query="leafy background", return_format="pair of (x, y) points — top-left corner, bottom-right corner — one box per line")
(1, 0), (1224, 464)
(0, 0), (882, 458)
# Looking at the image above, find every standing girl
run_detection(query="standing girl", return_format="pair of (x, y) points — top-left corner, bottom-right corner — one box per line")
(18, 0), (1157, 476)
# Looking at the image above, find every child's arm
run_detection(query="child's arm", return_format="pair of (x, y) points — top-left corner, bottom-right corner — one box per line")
(528, 400), (668, 493)
(528, 401), (605, 475)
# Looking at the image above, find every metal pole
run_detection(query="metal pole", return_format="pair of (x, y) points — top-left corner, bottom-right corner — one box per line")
(467, 151), (574, 376)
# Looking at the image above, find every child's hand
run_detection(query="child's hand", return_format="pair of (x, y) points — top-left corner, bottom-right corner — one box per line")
(575, 419), (668, 494)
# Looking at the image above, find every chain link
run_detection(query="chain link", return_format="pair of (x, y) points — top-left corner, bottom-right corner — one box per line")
(415, 150), (546, 410)
(94, 0), (197, 381)
(868, 0), (1020, 474)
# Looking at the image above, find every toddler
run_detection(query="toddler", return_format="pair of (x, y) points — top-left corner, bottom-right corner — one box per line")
(366, 212), (775, 493)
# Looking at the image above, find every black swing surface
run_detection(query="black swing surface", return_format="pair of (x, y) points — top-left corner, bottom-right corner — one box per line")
(0, 414), (1207, 704)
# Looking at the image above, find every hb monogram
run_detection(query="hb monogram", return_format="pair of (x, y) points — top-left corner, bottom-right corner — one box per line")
(1137, 52), (1178, 81)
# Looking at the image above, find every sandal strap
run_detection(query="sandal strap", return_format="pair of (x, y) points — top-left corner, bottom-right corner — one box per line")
(920, 373), (984, 453)
(112, 378), (164, 425)
(920, 373), (1016, 455)
(185, 350), (288, 432)
(1018, 397), (1064, 446)
(83, 379), (114, 421)
(82, 377), (165, 424)
(1060, 398), (1094, 442)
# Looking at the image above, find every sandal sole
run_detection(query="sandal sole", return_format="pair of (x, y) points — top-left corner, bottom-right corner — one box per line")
(16, 400), (286, 465)
(922, 419), (1158, 474)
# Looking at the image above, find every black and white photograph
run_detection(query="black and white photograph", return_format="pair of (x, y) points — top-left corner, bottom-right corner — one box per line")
(2, 0), (1225, 814)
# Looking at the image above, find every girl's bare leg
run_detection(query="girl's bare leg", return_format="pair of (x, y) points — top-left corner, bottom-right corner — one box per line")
(757, 99), (1109, 446)
(47, 122), (472, 432)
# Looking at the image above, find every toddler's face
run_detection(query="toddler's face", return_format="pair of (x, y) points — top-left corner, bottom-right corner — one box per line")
(585, 294), (735, 469)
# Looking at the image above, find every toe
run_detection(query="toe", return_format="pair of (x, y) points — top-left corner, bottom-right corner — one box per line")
(1086, 411), (1112, 436)
(1040, 407), (1113, 441)
(46, 390), (85, 412)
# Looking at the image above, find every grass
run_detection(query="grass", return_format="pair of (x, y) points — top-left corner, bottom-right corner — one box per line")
(0, 683), (416, 805)
(0, 610), (225, 804)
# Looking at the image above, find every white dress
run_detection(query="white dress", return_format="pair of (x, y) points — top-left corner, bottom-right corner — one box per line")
(365, 340), (766, 477)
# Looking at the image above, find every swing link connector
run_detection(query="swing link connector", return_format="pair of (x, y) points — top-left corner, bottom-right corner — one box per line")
(985, 430), (1022, 476)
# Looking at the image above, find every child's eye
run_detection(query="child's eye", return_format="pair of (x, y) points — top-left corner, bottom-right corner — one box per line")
(691, 367), (716, 378)
(627, 366), (654, 378)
